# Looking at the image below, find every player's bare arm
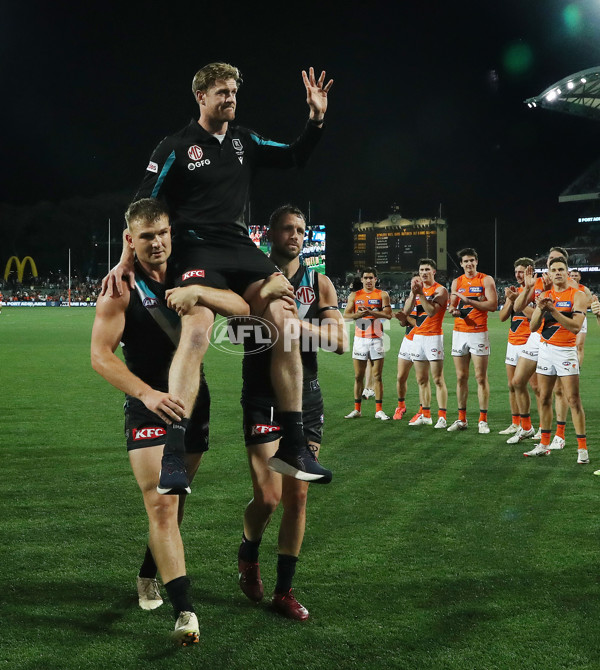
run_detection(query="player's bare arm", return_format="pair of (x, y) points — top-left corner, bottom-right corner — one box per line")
(365, 291), (392, 319)
(165, 285), (251, 318)
(91, 291), (185, 424)
(499, 286), (519, 322)
(299, 274), (347, 354)
(343, 292), (365, 320)
(545, 291), (586, 334)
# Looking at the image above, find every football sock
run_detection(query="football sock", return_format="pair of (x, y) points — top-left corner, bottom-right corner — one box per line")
(397, 398), (406, 409)
(139, 545), (158, 579)
(478, 409), (488, 423)
(354, 399), (362, 412)
(422, 407), (431, 418)
(278, 412), (304, 452)
(238, 533), (261, 563)
(458, 408), (467, 423)
(275, 554), (298, 594)
(511, 414), (520, 426)
(576, 435), (587, 450)
(438, 408), (447, 419)
(540, 430), (551, 447)
(555, 421), (566, 439)
(164, 418), (189, 456)
(165, 575), (194, 617)
(521, 415), (532, 431)
(376, 401), (383, 412)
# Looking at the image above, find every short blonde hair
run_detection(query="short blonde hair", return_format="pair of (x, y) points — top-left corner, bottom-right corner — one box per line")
(192, 62), (242, 95)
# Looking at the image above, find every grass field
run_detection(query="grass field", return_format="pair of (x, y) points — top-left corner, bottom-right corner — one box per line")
(2, 307), (600, 669)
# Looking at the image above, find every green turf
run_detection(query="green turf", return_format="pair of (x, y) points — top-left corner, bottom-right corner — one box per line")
(1, 307), (599, 669)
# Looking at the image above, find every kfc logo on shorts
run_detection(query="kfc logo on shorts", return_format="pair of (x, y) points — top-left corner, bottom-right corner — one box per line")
(133, 427), (166, 441)
(251, 424), (280, 436)
(295, 286), (315, 305)
(182, 269), (205, 281)
(143, 297), (159, 308)
(431, 348), (438, 353)
(562, 361), (571, 367)
(147, 161), (158, 173)
(188, 145), (204, 161)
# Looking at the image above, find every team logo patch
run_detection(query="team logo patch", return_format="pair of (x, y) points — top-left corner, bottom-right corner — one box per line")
(188, 145), (204, 161)
(147, 161), (158, 173)
(296, 286), (315, 305)
(562, 361), (571, 367)
(251, 424), (280, 436)
(142, 297), (159, 308)
(132, 427), (166, 441)
(458, 288), (466, 293)
(232, 139), (243, 151)
(182, 269), (205, 281)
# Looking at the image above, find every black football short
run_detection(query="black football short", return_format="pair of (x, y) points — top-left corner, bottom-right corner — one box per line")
(171, 229), (277, 296)
(124, 382), (210, 453)
(241, 381), (324, 447)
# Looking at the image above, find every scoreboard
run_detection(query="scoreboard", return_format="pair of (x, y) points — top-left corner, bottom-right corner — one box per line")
(353, 218), (447, 272)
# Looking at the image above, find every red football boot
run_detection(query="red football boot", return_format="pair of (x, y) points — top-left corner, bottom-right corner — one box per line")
(238, 559), (264, 602)
(271, 589), (309, 621)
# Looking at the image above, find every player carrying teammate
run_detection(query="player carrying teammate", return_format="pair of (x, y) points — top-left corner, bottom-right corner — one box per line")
(344, 267), (392, 420)
(447, 248), (498, 433)
(91, 198), (250, 644)
(238, 205), (346, 620)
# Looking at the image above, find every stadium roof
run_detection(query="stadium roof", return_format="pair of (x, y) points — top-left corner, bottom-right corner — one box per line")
(524, 66), (600, 122)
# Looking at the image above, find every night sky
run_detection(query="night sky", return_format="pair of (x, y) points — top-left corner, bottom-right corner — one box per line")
(4, 0), (600, 276)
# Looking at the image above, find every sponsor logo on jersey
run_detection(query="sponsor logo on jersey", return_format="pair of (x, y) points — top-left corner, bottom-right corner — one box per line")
(469, 286), (483, 294)
(251, 424), (280, 436)
(368, 299), (381, 305)
(296, 286), (315, 305)
(187, 159), (211, 170)
(188, 145), (204, 161)
(147, 161), (158, 173)
(132, 427), (166, 441)
(556, 301), (572, 308)
(182, 269), (205, 281)
(142, 297), (159, 308)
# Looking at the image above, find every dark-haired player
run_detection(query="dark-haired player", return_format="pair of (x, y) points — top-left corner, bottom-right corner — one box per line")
(238, 205), (346, 620)
(447, 248), (497, 433)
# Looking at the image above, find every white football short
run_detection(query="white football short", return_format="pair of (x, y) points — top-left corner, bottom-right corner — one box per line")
(536, 341), (579, 377)
(411, 334), (444, 362)
(397, 336), (414, 361)
(580, 317), (588, 335)
(451, 330), (490, 357)
(504, 341), (528, 367)
(353, 336), (385, 361)
(519, 331), (540, 361)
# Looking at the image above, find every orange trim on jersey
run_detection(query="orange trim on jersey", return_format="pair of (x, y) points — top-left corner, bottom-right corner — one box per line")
(453, 273), (489, 333)
(540, 286), (579, 347)
(354, 288), (384, 339)
(414, 282), (445, 336)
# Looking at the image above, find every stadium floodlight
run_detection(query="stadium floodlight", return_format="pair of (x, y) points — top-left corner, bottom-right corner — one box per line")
(523, 66), (600, 121)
